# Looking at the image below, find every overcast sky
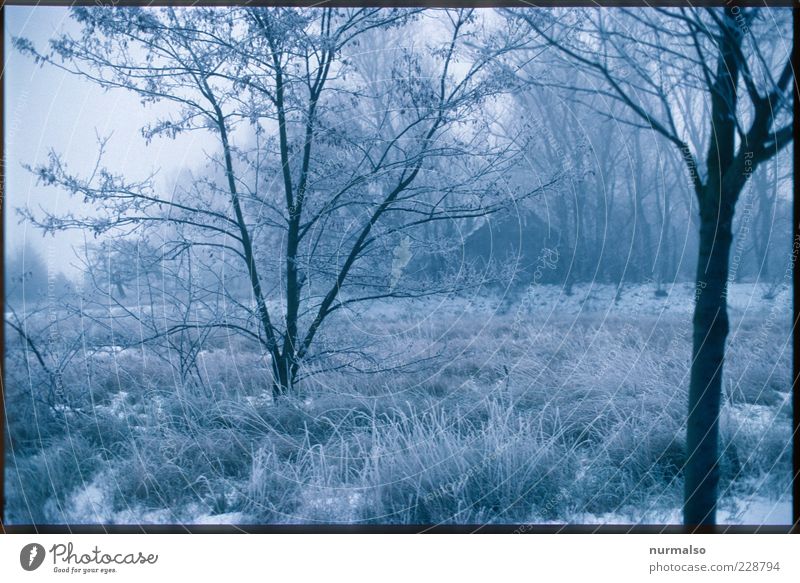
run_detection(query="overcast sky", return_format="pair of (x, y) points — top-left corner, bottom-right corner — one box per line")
(4, 6), (792, 282)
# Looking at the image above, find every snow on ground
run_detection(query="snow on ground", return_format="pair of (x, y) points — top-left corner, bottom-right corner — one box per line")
(357, 282), (790, 323)
(717, 497), (792, 526)
(722, 401), (791, 435)
(28, 281), (791, 526)
(94, 391), (130, 419)
(56, 474), (175, 524)
(59, 476), (243, 525)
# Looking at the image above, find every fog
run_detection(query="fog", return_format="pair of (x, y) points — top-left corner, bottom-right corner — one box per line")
(3, 6), (793, 528)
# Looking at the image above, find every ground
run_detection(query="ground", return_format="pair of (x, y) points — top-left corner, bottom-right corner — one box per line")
(3, 282), (792, 525)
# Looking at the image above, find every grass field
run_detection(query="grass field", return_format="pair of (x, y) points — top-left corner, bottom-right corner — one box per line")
(4, 283), (792, 525)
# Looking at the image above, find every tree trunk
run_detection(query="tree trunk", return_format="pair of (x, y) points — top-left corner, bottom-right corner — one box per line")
(684, 201), (734, 526)
(753, 166), (774, 283)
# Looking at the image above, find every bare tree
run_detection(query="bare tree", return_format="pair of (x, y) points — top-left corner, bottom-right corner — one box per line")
(514, 6), (793, 526)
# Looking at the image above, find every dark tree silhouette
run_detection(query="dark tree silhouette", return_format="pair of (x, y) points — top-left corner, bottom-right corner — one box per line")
(16, 7), (543, 398)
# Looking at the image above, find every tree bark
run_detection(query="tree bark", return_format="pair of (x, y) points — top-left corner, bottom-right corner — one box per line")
(272, 353), (293, 400)
(684, 198), (734, 526)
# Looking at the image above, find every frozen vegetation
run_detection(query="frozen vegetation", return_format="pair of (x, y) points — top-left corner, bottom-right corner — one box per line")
(5, 283), (791, 525)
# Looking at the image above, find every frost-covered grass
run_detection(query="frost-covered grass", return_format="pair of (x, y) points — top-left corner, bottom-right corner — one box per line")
(3, 283), (792, 525)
